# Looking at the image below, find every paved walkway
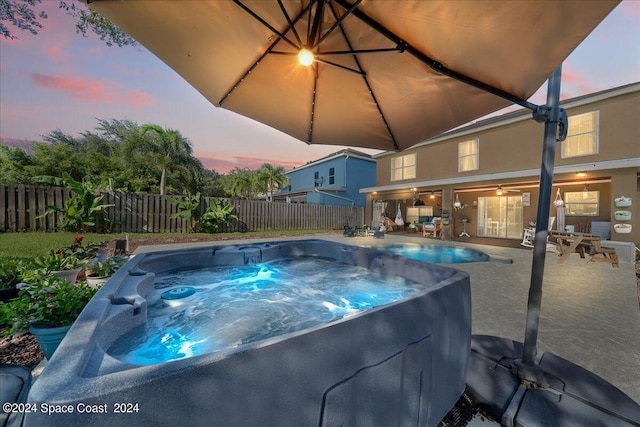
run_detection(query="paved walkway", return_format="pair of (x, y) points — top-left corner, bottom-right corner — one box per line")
(135, 233), (640, 403)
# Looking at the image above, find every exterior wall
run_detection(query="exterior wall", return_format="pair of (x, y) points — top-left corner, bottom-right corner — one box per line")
(284, 153), (376, 207)
(344, 157), (376, 207)
(376, 88), (639, 187)
(366, 84), (640, 245)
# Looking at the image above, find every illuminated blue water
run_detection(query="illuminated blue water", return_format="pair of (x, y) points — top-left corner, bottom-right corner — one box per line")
(108, 258), (426, 365)
(378, 244), (489, 264)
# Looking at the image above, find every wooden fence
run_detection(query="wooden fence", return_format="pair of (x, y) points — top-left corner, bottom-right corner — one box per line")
(0, 184), (364, 233)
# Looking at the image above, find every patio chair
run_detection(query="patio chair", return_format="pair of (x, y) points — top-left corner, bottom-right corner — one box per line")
(521, 217), (557, 251)
(423, 219), (442, 238)
(520, 227), (535, 248)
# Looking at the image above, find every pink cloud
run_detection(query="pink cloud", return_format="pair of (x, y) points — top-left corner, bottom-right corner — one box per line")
(621, 1), (640, 17)
(558, 67), (600, 99)
(42, 45), (67, 63)
(127, 89), (154, 107)
(195, 151), (303, 174)
(30, 73), (154, 107)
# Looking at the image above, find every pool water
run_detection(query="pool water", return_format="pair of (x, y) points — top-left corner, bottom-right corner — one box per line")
(108, 257), (427, 365)
(377, 244), (490, 263)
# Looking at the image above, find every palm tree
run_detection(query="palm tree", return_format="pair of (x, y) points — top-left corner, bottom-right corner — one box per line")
(220, 168), (260, 199)
(139, 124), (194, 195)
(258, 163), (289, 202)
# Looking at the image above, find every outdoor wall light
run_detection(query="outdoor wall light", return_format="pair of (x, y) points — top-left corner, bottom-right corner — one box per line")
(298, 48), (314, 66)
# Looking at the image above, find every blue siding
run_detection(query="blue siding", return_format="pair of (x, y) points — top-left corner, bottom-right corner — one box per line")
(283, 154), (376, 206)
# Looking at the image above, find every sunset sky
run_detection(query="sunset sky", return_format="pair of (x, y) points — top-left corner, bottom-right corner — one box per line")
(1, 1), (638, 173)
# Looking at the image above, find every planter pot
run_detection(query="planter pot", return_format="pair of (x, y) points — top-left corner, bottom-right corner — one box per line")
(614, 197), (632, 208)
(86, 274), (110, 289)
(29, 324), (71, 359)
(0, 287), (19, 302)
(51, 267), (82, 284)
(614, 211), (632, 221)
(613, 224), (632, 234)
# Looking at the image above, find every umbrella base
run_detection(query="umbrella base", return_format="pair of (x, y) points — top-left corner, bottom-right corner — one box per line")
(467, 335), (640, 426)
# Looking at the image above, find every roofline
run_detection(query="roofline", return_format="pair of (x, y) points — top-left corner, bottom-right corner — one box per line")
(277, 187), (347, 196)
(287, 149), (375, 173)
(374, 82), (640, 158)
(360, 157), (640, 193)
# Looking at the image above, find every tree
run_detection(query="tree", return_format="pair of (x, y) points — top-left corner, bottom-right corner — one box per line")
(139, 124), (195, 196)
(219, 168), (260, 200)
(0, 118), (222, 196)
(0, 0), (136, 47)
(0, 144), (35, 183)
(258, 163), (289, 202)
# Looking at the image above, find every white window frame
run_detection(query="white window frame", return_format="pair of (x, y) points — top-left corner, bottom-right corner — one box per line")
(564, 190), (600, 216)
(458, 139), (479, 172)
(390, 153), (416, 181)
(561, 111), (599, 159)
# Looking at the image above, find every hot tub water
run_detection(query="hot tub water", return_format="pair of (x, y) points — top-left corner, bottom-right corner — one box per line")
(109, 258), (426, 365)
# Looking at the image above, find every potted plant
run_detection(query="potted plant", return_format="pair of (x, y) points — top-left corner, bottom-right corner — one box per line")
(85, 261), (116, 288)
(0, 276), (99, 358)
(0, 258), (36, 302)
(33, 250), (86, 284)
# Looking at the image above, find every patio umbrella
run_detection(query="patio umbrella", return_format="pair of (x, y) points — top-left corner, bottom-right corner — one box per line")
(86, 0), (619, 380)
(85, 0), (618, 152)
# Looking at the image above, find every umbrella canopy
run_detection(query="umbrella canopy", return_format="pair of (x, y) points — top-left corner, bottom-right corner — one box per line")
(86, 0), (618, 152)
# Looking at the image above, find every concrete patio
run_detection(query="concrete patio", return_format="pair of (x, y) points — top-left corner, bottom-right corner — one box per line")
(135, 232), (640, 404)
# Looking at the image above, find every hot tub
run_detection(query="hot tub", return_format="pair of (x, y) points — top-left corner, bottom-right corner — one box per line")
(26, 239), (471, 426)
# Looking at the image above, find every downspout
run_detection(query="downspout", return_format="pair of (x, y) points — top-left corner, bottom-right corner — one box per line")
(313, 188), (355, 206)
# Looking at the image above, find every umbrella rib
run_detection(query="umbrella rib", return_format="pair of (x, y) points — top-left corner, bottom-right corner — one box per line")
(277, 0), (303, 47)
(307, 65), (319, 142)
(314, 58), (365, 75)
(327, 4), (399, 150)
(332, 0), (539, 112)
(220, 2), (313, 105)
(315, 0), (362, 48)
(232, 0), (300, 51)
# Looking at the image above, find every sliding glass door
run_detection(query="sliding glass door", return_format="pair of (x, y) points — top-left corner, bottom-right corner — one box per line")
(477, 196), (523, 239)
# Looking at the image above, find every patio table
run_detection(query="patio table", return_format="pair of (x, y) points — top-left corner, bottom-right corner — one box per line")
(551, 232), (599, 263)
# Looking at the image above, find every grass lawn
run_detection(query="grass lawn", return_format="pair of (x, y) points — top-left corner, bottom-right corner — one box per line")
(0, 230), (333, 259)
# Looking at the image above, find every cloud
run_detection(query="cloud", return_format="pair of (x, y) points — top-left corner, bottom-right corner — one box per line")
(30, 73), (154, 107)
(194, 151), (303, 173)
(42, 45), (66, 63)
(558, 67), (600, 100)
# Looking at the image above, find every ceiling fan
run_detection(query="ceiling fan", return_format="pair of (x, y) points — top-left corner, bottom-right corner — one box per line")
(418, 190), (442, 199)
(495, 185), (520, 195)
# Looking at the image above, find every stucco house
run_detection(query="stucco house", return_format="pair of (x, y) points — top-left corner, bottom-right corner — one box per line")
(275, 149), (376, 207)
(361, 82), (639, 250)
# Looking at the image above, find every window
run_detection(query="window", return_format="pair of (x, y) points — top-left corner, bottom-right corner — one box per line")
(564, 190), (599, 216)
(458, 139), (479, 172)
(390, 153), (416, 181)
(314, 171), (321, 187)
(329, 167), (335, 185)
(562, 111), (598, 158)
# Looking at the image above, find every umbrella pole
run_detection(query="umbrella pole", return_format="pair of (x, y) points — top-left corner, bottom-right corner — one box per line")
(520, 66), (565, 373)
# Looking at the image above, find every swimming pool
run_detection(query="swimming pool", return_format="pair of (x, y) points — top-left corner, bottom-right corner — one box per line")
(376, 243), (490, 263)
